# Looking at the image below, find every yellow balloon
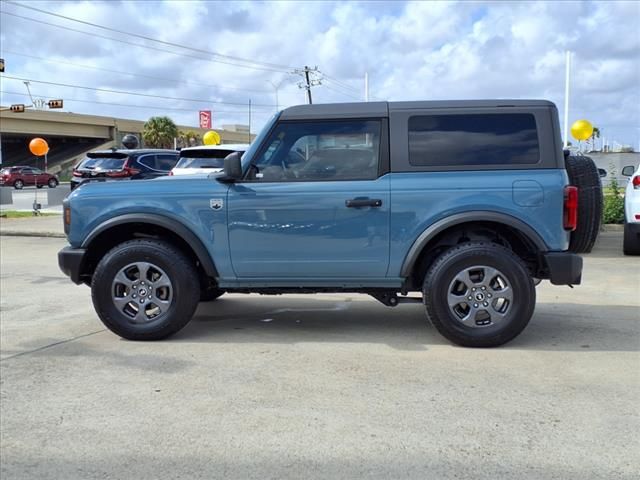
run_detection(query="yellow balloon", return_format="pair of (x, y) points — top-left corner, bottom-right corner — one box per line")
(203, 130), (220, 145)
(570, 119), (594, 141)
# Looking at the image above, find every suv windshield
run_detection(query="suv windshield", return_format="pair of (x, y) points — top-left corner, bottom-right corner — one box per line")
(176, 150), (236, 169)
(78, 157), (127, 170)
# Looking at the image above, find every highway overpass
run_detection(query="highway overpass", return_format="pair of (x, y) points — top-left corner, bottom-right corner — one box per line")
(0, 108), (254, 173)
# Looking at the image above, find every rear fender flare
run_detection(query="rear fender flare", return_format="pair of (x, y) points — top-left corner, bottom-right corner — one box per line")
(400, 211), (549, 277)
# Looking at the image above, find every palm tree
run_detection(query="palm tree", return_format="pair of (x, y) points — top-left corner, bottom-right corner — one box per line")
(142, 116), (179, 148)
(178, 129), (201, 148)
(589, 126), (601, 152)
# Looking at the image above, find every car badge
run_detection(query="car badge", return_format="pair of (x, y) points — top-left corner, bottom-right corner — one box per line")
(210, 199), (223, 210)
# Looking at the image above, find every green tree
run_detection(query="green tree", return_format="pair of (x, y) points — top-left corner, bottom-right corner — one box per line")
(142, 116), (179, 148)
(589, 126), (601, 151)
(178, 129), (201, 148)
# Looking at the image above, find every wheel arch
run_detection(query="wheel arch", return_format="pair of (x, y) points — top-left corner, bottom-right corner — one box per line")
(401, 211), (549, 286)
(81, 213), (218, 281)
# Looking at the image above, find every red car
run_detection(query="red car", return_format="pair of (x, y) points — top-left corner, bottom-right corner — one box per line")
(0, 166), (59, 189)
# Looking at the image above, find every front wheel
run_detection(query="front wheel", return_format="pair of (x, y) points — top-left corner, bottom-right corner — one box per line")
(423, 242), (535, 348)
(91, 239), (200, 340)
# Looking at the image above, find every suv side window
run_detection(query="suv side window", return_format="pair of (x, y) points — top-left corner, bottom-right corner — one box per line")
(408, 113), (540, 166)
(137, 155), (159, 171)
(247, 120), (381, 182)
(155, 154), (178, 172)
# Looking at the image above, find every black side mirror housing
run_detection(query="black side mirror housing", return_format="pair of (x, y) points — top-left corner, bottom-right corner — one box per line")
(621, 165), (635, 177)
(218, 151), (243, 183)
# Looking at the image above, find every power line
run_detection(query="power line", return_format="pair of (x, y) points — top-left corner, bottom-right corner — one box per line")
(0, 10), (288, 73)
(5, 1), (294, 72)
(2, 50), (270, 94)
(0, 75), (277, 108)
(321, 80), (363, 101)
(0, 90), (274, 116)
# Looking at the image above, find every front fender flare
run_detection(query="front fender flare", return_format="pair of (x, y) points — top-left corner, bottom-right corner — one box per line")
(82, 213), (218, 277)
(400, 211), (549, 277)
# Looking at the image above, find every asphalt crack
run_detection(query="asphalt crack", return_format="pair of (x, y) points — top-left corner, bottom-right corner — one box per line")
(0, 329), (107, 362)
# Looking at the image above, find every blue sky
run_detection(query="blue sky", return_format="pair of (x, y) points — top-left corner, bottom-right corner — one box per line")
(1, 0), (638, 147)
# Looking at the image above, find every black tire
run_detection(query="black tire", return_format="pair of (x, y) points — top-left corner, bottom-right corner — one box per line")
(48, 178), (58, 188)
(91, 239), (200, 340)
(14, 180), (24, 190)
(565, 155), (602, 253)
(36, 184), (44, 189)
(623, 223), (640, 255)
(200, 285), (225, 302)
(423, 242), (536, 348)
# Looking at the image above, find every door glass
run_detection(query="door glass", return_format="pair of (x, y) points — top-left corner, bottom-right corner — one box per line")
(248, 120), (381, 182)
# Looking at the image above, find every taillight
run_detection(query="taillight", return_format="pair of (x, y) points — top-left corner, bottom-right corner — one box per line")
(72, 171), (83, 177)
(168, 171), (174, 176)
(633, 176), (640, 189)
(564, 186), (578, 231)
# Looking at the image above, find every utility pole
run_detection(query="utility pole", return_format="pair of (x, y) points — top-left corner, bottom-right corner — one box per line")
(248, 99), (252, 143)
(365, 72), (369, 102)
(294, 66), (321, 104)
(563, 50), (571, 148)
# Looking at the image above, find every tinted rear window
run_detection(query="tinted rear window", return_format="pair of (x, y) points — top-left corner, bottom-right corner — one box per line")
(408, 113), (540, 166)
(78, 157), (127, 170)
(176, 150), (235, 169)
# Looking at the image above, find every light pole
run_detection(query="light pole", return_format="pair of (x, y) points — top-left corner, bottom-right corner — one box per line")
(268, 80), (281, 112)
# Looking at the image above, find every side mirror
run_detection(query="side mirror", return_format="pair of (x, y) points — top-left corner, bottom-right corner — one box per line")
(597, 168), (607, 178)
(218, 151), (243, 183)
(621, 165), (635, 177)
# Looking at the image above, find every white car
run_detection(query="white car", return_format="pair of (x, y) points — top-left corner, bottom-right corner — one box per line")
(623, 164), (640, 255)
(170, 144), (249, 176)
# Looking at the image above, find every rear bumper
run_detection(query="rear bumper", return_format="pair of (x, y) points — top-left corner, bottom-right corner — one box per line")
(543, 252), (583, 285)
(58, 246), (87, 284)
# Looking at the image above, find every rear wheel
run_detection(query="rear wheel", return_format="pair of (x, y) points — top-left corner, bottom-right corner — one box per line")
(623, 223), (640, 255)
(14, 180), (24, 190)
(423, 242), (535, 347)
(91, 239), (200, 340)
(48, 178), (58, 188)
(565, 155), (602, 253)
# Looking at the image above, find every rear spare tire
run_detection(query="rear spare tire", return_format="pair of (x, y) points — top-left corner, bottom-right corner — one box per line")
(565, 155), (602, 253)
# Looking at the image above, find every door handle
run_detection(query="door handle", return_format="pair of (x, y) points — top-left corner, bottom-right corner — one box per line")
(345, 198), (382, 208)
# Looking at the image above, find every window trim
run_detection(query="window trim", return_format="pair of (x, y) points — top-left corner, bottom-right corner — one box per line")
(240, 117), (389, 183)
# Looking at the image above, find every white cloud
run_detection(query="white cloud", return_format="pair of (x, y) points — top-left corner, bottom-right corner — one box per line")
(1, 0), (638, 145)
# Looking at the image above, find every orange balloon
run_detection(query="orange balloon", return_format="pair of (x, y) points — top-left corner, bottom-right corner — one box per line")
(29, 137), (49, 156)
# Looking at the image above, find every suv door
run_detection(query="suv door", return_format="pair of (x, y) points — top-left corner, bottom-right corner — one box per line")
(20, 168), (37, 186)
(227, 119), (390, 278)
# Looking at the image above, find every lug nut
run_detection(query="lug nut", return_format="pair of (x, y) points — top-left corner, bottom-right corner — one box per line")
(488, 294), (492, 298)
(481, 286), (486, 290)
(132, 294), (137, 298)
(483, 302), (489, 307)
(467, 296), (473, 301)
(133, 285), (137, 289)
(140, 299), (145, 304)
(474, 303), (478, 308)
(472, 287), (476, 291)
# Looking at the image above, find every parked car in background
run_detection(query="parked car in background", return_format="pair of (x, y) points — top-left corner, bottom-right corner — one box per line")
(0, 166), (59, 189)
(622, 164), (640, 255)
(170, 144), (249, 176)
(70, 149), (178, 190)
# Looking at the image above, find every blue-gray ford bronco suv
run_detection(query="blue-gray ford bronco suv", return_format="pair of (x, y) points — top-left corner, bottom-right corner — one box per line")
(59, 100), (584, 347)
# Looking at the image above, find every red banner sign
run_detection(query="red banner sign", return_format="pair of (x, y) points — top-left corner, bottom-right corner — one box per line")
(199, 110), (212, 129)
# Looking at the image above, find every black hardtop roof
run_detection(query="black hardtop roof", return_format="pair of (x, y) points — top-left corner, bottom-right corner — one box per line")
(280, 100), (556, 119)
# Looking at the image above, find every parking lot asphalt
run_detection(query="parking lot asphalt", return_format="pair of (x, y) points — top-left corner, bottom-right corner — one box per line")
(1, 233), (638, 479)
